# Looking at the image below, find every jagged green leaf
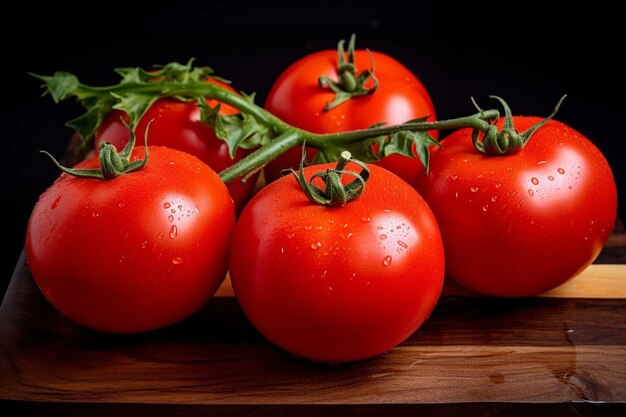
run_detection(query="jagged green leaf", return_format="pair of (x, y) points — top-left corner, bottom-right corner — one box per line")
(112, 93), (158, 129)
(32, 60), (230, 147)
(65, 99), (114, 143)
(198, 94), (275, 159)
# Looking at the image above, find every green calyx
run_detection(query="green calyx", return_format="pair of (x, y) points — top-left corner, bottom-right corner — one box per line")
(42, 120), (151, 180)
(318, 34), (379, 111)
(290, 145), (370, 207)
(472, 95), (567, 155)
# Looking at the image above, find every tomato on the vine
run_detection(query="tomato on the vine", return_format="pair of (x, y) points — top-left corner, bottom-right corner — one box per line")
(229, 156), (444, 363)
(95, 78), (254, 213)
(264, 36), (436, 184)
(415, 116), (617, 296)
(26, 146), (235, 333)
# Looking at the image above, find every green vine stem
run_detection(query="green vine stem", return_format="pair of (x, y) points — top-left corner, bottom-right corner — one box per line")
(218, 110), (498, 183)
(34, 61), (519, 184)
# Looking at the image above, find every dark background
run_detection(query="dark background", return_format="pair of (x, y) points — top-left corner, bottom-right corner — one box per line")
(2, 1), (623, 297)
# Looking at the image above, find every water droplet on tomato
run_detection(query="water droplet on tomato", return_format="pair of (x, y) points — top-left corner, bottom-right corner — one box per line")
(455, 191), (459, 199)
(51, 196), (61, 209)
(171, 209), (176, 214)
(321, 270), (328, 279)
(328, 285), (334, 291)
(340, 232), (354, 241)
(315, 225), (323, 231)
(528, 189), (534, 197)
(158, 232), (163, 240)
(141, 241), (148, 249)
(169, 225), (178, 239)
(342, 223), (349, 229)
(482, 205), (489, 212)
(495, 183), (502, 189)
(548, 176), (555, 181)
(163, 202), (171, 209)
(537, 160), (547, 165)
(304, 225), (312, 230)
(380, 234), (387, 240)
(397, 241), (408, 248)
(287, 233), (295, 239)
(280, 247), (285, 254)
(327, 219), (335, 224)
(172, 257), (183, 264)
(382, 255), (392, 266)
(558, 168), (565, 174)
(451, 174), (458, 180)
(168, 215), (174, 222)
(91, 212), (99, 218)
(361, 216), (371, 222)
(491, 196), (498, 202)
(118, 202), (125, 208)
(376, 226), (383, 230)
(470, 186), (479, 193)
(531, 177), (539, 185)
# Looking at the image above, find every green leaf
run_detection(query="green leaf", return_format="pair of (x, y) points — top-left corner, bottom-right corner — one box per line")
(112, 93), (158, 129)
(65, 99), (114, 143)
(31, 72), (81, 102)
(382, 119), (439, 173)
(32, 60), (230, 147)
(198, 94), (275, 159)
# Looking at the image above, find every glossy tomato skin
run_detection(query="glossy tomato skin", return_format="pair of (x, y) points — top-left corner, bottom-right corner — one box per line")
(415, 118), (617, 296)
(95, 79), (254, 213)
(264, 50), (436, 184)
(230, 164), (444, 363)
(26, 147), (235, 333)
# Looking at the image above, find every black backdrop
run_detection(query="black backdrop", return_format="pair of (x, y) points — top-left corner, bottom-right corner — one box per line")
(2, 0), (624, 296)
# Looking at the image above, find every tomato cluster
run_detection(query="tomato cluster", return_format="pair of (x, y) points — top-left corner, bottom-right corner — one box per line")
(27, 39), (617, 363)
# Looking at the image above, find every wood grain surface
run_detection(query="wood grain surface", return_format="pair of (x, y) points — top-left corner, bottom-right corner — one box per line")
(1, 225), (625, 416)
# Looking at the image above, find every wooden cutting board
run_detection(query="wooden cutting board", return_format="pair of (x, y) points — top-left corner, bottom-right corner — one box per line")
(1, 228), (625, 416)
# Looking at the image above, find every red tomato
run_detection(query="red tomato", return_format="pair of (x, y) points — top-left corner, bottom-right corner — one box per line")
(264, 49), (436, 184)
(95, 79), (254, 213)
(25, 147), (235, 333)
(229, 163), (444, 363)
(415, 118), (617, 296)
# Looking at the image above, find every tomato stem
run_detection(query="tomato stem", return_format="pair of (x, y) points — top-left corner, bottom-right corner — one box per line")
(288, 145), (370, 207)
(471, 95), (566, 155)
(42, 120), (152, 180)
(318, 34), (379, 111)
